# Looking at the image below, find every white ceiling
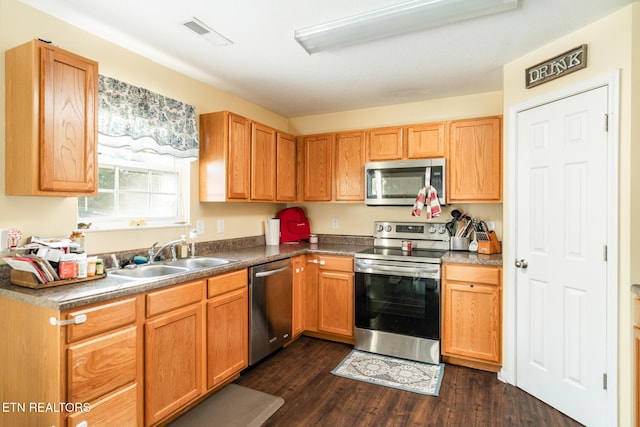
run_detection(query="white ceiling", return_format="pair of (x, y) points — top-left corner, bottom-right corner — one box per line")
(21, 0), (634, 117)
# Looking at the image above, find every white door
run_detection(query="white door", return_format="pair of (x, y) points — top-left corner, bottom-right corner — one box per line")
(515, 86), (608, 426)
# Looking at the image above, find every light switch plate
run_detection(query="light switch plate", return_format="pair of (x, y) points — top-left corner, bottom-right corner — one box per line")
(217, 219), (224, 233)
(196, 220), (205, 234)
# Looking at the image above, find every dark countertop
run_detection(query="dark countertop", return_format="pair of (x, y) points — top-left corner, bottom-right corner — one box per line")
(0, 242), (502, 311)
(442, 251), (504, 266)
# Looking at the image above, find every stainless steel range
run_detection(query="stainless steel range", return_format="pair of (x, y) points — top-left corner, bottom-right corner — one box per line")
(354, 221), (449, 365)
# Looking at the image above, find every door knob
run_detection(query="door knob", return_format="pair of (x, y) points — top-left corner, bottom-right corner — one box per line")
(515, 259), (528, 269)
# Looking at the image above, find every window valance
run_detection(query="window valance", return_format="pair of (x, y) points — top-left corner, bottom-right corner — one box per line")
(98, 75), (199, 158)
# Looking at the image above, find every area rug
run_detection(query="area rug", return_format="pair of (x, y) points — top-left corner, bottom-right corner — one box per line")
(331, 350), (444, 396)
(168, 384), (284, 427)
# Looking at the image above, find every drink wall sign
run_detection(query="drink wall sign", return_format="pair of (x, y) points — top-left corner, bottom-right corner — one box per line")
(525, 44), (588, 89)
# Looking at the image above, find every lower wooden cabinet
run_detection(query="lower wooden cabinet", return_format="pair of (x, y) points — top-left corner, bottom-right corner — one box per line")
(635, 297), (640, 427)
(292, 255), (306, 337)
(304, 255), (354, 342)
(67, 383), (138, 427)
(145, 288), (204, 425)
(206, 270), (248, 388)
(442, 263), (502, 371)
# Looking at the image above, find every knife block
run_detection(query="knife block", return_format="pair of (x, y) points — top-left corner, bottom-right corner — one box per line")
(477, 231), (501, 255)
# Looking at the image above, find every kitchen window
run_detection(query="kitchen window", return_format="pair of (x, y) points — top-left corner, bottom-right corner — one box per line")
(78, 144), (190, 229)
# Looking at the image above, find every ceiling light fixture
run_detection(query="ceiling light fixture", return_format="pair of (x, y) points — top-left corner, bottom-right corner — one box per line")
(183, 17), (233, 46)
(294, 0), (518, 54)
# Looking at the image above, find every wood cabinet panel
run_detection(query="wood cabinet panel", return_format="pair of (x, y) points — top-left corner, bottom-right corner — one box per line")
(318, 255), (354, 273)
(276, 132), (298, 202)
(67, 326), (137, 403)
(145, 304), (204, 425)
(66, 297), (137, 343)
(146, 280), (204, 318)
(636, 297), (640, 427)
(318, 271), (354, 337)
(67, 383), (138, 427)
(207, 269), (247, 298)
(334, 131), (365, 201)
(448, 116), (502, 202)
(292, 255), (305, 337)
(5, 39), (97, 196)
(442, 264), (502, 370)
(367, 127), (403, 161)
(443, 263), (501, 285)
(304, 256), (320, 332)
(302, 133), (333, 201)
(406, 122), (445, 158)
(251, 122), (277, 201)
(227, 113), (252, 200)
(207, 287), (248, 388)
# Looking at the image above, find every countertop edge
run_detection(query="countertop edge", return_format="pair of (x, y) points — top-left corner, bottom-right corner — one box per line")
(0, 244), (502, 310)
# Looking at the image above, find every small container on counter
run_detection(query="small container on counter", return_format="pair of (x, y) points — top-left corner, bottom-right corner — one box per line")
(309, 234), (318, 244)
(87, 257), (97, 277)
(95, 258), (104, 276)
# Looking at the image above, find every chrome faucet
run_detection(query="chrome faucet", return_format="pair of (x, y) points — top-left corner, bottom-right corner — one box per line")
(148, 238), (184, 263)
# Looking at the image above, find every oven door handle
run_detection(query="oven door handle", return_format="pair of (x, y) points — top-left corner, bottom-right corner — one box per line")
(354, 262), (439, 279)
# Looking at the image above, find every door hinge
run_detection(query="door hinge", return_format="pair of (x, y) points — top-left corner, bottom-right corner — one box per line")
(605, 114), (609, 132)
(603, 373), (608, 390)
(603, 245), (608, 262)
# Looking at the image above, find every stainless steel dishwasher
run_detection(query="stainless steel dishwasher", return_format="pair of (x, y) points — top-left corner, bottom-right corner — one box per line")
(249, 258), (292, 365)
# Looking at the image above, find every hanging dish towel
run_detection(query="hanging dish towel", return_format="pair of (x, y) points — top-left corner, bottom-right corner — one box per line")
(412, 185), (441, 219)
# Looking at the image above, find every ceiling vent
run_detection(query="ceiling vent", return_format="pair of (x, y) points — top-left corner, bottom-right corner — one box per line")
(183, 17), (233, 46)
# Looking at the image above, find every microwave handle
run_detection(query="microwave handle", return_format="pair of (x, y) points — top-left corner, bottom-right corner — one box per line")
(425, 166), (431, 187)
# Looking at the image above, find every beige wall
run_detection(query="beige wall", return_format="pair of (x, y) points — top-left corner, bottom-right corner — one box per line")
(0, 0), (290, 254)
(503, 4), (636, 425)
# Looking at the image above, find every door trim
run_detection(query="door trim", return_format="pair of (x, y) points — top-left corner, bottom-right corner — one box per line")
(503, 70), (620, 426)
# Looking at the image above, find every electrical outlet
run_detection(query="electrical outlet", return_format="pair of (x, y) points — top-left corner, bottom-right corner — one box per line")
(331, 218), (339, 229)
(196, 220), (205, 234)
(217, 219), (225, 233)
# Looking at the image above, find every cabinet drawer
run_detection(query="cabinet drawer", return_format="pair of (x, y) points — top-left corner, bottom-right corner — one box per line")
(444, 264), (500, 285)
(146, 280), (204, 318)
(66, 297), (138, 343)
(67, 383), (137, 427)
(207, 269), (247, 298)
(635, 297), (640, 327)
(318, 255), (353, 272)
(68, 326), (137, 403)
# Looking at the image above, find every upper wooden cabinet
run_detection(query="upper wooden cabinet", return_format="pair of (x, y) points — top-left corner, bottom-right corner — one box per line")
(199, 111), (251, 201)
(200, 111), (296, 202)
(448, 116), (502, 202)
(367, 126), (403, 161)
(251, 122), (277, 201)
(5, 39), (98, 196)
(406, 122), (446, 158)
(334, 131), (365, 201)
(276, 132), (297, 202)
(301, 133), (333, 201)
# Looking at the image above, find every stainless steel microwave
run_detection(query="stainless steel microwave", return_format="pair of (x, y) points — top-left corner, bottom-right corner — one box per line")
(364, 158), (446, 206)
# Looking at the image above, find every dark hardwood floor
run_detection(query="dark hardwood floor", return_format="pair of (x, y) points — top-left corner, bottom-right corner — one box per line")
(235, 336), (584, 427)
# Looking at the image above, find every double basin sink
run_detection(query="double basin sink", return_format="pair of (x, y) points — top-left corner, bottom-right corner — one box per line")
(109, 257), (237, 280)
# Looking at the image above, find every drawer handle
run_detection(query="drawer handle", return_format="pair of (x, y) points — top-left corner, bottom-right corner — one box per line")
(49, 314), (87, 327)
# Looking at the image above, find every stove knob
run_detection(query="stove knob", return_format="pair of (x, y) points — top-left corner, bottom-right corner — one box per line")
(437, 225), (447, 234)
(384, 225), (392, 232)
(428, 225), (436, 233)
(376, 224), (384, 232)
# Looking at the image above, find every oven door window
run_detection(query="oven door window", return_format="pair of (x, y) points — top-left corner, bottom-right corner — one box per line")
(355, 272), (440, 340)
